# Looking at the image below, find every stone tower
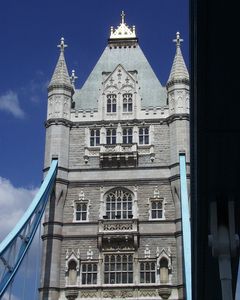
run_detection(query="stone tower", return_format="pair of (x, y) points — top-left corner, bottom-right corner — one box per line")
(40, 12), (189, 300)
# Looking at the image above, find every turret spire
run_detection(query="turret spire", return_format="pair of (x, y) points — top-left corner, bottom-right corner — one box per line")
(167, 32), (189, 84)
(49, 37), (72, 88)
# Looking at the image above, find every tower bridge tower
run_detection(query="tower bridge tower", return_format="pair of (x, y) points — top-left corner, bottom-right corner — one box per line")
(40, 12), (189, 300)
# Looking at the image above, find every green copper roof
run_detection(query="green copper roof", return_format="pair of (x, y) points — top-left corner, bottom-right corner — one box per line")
(73, 45), (167, 110)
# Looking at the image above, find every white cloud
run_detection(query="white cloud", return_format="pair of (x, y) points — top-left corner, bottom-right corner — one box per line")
(0, 90), (25, 118)
(0, 177), (38, 242)
(2, 292), (20, 300)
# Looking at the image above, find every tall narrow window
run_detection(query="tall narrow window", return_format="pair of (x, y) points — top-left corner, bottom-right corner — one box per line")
(107, 94), (117, 113)
(90, 129), (100, 146)
(75, 203), (87, 221)
(104, 254), (133, 284)
(106, 129), (116, 145)
(160, 258), (169, 283)
(151, 200), (163, 219)
(140, 262), (156, 283)
(123, 128), (133, 144)
(139, 127), (149, 145)
(123, 93), (133, 112)
(81, 263), (97, 285)
(105, 189), (132, 219)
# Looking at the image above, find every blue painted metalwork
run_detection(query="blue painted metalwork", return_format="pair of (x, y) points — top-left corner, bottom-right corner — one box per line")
(0, 160), (58, 298)
(179, 153), (192, 300)
(236, 257), (240, 299)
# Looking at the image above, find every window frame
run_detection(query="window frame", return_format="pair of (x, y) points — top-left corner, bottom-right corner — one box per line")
(106, 128), (117, 145)
(139, 260), (156, 284)
(81, 262), (98, 285)
(105, 188), (133, 220)
(122, 93), (133, 113)
(139, 127), (149, 145)
(73, 200), (89, 222)
(103, 253), (134, 285)
(90, 128), (100, 147)
(106, 94), (117, 113)
(122, 127), (133, 144)
(149, 198), (164, 220)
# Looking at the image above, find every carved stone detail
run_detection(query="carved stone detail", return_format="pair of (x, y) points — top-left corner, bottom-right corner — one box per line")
(80, 290), (98, 298)
(158, 287), (172, 299)
(139, 289), (157, 297)
(103, 289), (133, 298)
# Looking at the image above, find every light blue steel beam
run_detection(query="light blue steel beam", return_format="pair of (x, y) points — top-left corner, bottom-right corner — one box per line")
(179, 153), (192, 300)
(0, 160), (58, 298)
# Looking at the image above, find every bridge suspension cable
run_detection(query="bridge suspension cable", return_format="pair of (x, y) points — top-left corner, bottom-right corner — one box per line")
(0, 160), (58, 298)
(179, 153), (192, 300)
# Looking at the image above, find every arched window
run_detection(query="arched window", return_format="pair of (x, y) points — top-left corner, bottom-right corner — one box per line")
(123, 128), (133, 144)
(90, 129), (100, 146)
(123, 93), (133, 112)
(160, 257), (169, 283)
(139, 127), (149, 144)
(106, 128), (116, 145)
(68, 260), (77, 285)
(105, 189), (133, 219)
(107, 94), (117, 112)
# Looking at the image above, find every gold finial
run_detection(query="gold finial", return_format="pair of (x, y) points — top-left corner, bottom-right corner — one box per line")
(173, 32), (183, 47)
(57, 37), (68, 52)
(121, 10), (126, 24)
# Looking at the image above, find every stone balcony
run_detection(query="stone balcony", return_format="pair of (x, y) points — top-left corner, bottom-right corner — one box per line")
(97, 219), (139, 250)
(99, 144), (138, 167)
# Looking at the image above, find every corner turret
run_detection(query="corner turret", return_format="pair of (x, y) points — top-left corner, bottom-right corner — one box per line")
(47, 37), (74, 120)
(167, 32), (189, 115)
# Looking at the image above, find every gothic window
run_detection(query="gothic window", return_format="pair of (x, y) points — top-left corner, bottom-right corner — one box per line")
(140, 262), (156, 283)
(68, 260), (77, 285)
(105, 189), (133, 219)
(139, 127), (149, 145)
(104, 254), (133, 284)
(75, 202), (88, 221)
(81, 263), (98, 285)
(160, 258), (169, 283)
(106, 128), (117, 145)
(90, 129), (100, 146)
(107, 94), (117, 113)
(123, 93), (133, 112)
(151, 200), (163, 219)
(123, 128), (133, 144)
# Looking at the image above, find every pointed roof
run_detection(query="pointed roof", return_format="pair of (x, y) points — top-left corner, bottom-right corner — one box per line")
(49, 37), (72, 88)
(167, 32), (189, 83)
(73, 45), (167, 110)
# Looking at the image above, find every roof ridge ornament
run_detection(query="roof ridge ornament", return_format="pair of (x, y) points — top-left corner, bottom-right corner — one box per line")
(57, 37), (68, 52)
(109, 11), (136, 40)
(70, 69), (78, 86)
(173, 32), (183, 47)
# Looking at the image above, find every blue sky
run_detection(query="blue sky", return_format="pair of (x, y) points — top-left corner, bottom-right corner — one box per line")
(0, 0), (188, 189)
(0, 0), (188, 298)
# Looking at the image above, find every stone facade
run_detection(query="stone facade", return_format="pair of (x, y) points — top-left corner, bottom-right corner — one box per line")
(39, 13), (189, 300)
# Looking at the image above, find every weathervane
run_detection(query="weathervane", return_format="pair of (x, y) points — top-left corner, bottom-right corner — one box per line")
(57, 37), (68, 52)
(173, 32), (183, 47)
